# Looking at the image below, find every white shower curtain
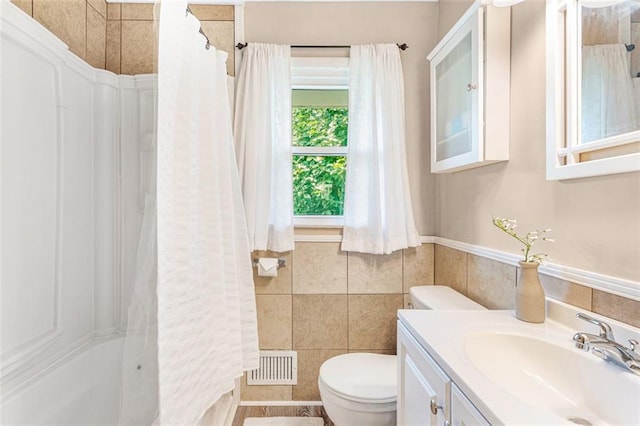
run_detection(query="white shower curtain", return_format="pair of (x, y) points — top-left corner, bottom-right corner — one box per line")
(234, 43), (295, 252)
(581, 44), (638, 142)
(342, 44), (420, 255)
(157, 2), (258, 425)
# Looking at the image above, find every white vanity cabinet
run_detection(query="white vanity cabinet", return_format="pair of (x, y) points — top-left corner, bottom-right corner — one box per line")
(397, 323), (450, 425)
(398, 322), (489, 426)
(427, 1), (511, 173)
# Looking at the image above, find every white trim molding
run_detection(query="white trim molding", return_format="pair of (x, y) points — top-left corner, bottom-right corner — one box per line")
(292, 235), (436, 244)
(107, 0), (438, 3)
(239, 401), (323, 407)
(294, 234), (343, 243)
(435, 237), (640, 302)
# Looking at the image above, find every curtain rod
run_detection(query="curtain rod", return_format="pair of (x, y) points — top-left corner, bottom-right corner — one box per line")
(236, 43), (409, 51)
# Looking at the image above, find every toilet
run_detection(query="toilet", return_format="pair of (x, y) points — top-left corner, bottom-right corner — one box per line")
(318, 285), (486, 426)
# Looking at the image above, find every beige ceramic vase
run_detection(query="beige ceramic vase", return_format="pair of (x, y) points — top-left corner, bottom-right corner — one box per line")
(516, 261), (546, 323)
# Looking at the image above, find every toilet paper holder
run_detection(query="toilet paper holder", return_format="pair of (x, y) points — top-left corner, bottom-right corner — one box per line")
(252, 257), (286, 269)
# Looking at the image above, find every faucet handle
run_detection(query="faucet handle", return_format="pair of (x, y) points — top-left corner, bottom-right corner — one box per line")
(572, 332), (590, 350)
(576, 313), (615, 341)
(629, 339), (639, 352)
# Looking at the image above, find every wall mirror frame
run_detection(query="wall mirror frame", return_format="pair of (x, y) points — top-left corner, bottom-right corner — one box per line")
(546, 0), (640, 180)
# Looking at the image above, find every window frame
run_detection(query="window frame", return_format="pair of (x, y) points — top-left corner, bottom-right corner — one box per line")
(291, 57), (350, 228)
(546, 0), (640, 180)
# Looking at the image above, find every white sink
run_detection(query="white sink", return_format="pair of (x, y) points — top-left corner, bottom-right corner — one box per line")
(464, 332), (640, 425)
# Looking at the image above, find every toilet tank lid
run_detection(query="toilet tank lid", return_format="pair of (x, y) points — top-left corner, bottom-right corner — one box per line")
(410, 285), (486, 310)
(319, 353), (396, 402)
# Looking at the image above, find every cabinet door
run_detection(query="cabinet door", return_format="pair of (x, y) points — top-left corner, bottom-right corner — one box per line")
(451, 384), (490, 426)
(397, 324), (450, 426)
(402, 355), (441, 426)
(430, 7), (483, 173)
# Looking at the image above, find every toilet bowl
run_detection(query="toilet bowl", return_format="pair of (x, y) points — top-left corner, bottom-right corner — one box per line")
(318, 285), (486, 426)
(318, 353), (397, 426)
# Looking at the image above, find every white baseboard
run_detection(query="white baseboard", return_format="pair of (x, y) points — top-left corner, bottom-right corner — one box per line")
(239, 401), (323, 407)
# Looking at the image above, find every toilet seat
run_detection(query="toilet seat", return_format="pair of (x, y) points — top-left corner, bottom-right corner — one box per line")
(318, 353), (396, 404)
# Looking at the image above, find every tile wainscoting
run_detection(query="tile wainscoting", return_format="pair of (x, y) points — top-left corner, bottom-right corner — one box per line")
(243, 242), (434, 402)
(434, 241), (640, 328)
(245, 238), (639, 402)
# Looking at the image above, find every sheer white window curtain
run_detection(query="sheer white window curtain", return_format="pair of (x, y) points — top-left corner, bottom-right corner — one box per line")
(234, 43), (295, 252)
(342, 44), (420, 255)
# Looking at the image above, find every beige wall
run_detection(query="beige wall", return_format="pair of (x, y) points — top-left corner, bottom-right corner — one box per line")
(242, 243), (433, 401)
(244, 1), (439, 235)
(437, 0), (474, 37)
(10, 0), (235, 75)
(435, 0), (640, 284)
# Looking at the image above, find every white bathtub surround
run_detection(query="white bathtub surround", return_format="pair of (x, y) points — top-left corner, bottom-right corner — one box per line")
(1, 337), (124, 425)
(234, 43), (294, 252)
(0, 0), (126, 398)
(342, 44), (420, 255)
(120, 196), (159, 424)
(157, 2), (259, 425)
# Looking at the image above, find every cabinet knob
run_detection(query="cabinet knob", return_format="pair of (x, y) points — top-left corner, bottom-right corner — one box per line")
(430, 397), (443, 415)
(466, 83), (477, 91)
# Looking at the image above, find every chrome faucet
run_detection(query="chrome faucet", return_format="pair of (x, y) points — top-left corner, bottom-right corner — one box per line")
(572, 313), (640, 377)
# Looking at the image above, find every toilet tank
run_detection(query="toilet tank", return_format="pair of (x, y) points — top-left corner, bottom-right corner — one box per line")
(409, 285), (486, 310)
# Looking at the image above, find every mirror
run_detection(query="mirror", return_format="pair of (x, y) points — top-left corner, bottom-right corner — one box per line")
(580, 0), (640, 144)
(546, 0), (640, 180)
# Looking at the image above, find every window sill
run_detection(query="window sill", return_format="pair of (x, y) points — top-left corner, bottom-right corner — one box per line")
(293, 215), (343, 228)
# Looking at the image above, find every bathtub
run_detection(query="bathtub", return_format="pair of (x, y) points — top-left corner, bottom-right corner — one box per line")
(1, 336), (124, 425)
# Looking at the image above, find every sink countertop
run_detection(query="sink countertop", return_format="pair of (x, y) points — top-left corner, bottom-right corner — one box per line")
(397, 299), (640, 425)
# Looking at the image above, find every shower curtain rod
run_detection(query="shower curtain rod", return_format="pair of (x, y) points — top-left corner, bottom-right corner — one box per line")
(236, 43), (409, 51)
(186, 6), (211, 50)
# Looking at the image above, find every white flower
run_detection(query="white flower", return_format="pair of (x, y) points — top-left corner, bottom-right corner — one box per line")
(492, 216), (554, 264)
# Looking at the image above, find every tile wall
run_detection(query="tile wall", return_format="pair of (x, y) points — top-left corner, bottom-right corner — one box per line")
(434, 244), (640, 328)
(242, 243), (434, 401)
(12, 0), (107, 69)
(244, 241), (638, 402)
(10, 0), (235, 75)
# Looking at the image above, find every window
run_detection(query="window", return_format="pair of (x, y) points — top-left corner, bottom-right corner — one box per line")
(546, 0), (640, 180)
(291, 58), (349, 227)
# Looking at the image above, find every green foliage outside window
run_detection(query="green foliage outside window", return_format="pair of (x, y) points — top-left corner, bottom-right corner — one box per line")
(292, 107), (348, 216)
(292, 107), (348, 147)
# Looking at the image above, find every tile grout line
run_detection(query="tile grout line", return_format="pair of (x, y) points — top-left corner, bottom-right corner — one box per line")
(85, 0), (88, 61)
(119, 11), (122, 74)
(346, 249), (349, 353)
